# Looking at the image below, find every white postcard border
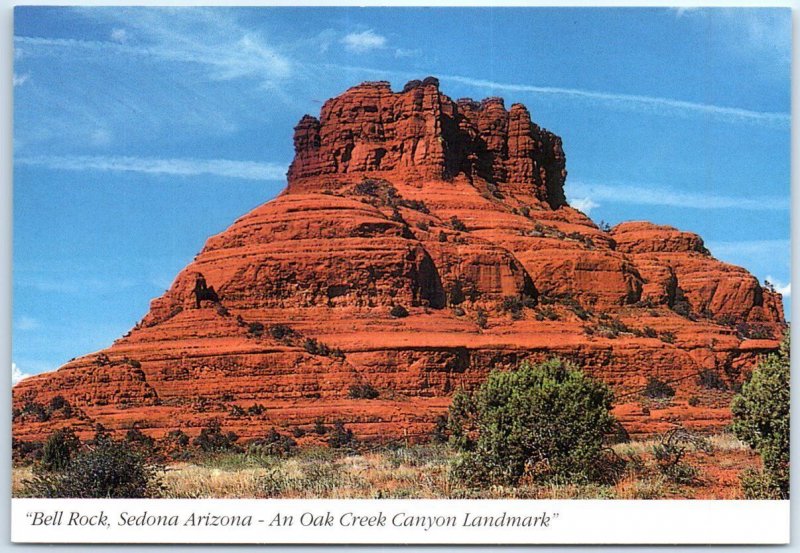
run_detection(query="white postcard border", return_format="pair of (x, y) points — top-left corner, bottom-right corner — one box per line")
(10, 498), (790, 544)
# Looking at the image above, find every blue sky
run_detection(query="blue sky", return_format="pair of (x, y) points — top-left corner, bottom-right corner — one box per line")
(12, 7), (791, 382)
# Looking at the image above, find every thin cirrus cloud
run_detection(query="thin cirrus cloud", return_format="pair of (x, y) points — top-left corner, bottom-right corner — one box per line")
(341, 30), (387, 53)
(705, 239), (790, 280)
(15, 155), (289, 182)
(439, 75), (789, 128)
(14, 32), (292, 84)
(15, 14), (786, 131)
(317, 65), (789, 129)
(706, 239), (790, 259)
(566, 180), (788, 212)
(12, 73), (29, 87)
(15, 316), (40, 331)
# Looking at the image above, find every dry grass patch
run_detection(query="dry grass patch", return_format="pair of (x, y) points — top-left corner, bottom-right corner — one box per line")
(12, 434), (759, 500)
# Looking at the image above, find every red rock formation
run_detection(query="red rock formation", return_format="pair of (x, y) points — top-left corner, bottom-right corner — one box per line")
(13, 78), (785, 444)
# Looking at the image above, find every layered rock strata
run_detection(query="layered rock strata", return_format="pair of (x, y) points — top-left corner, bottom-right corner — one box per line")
(13, 78), (784, 443)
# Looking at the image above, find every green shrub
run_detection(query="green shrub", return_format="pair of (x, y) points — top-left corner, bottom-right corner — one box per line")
(688, 396), (701, 407)
(269, 324), (294, 340)
(659, 331), (676, 344)
(24, 437), (164, 498)
(501, 295), (536, 319)
(651, 428), (711, 485)
(671, 289), (692, 318)
(640, 326), (658, 338)
(313, 419), (328, 435)
(48, 395), (70, 412)
(19, 401), (50, 422)
(40, 428), (81, 472)
(193, 421), (239, 453)
(160, 430), (191, 461)
(570, 304), (592, 321)
(736, 322), (774, 340)
(697, 369), (727, 390)
(247, 403), (266, 416)
(448, 358), (616, 485)
(12, 439), (44, 465)
(740, 468), (785, 500)
(731, 333), (789, 498)
(168, 429), (190, 447)
(475, 308), (488, 329)
(642, 377), (675, 399)
(247, 322), (265, 337)
(291, 426), (306, 438)
(390, 305), (409, 318)
(608, 420), (630, 444)
(124, 427), (155, 452)
(250, 429), (297, 457)
(303, 338), (344, 358)
(348, 383), (379, 400)
(537, 306), (559, 321)
(431, 414), (449, 444)
(448, 279), (466, 306)
(327, 421), (356, 450)
(450, 216), (468, 232)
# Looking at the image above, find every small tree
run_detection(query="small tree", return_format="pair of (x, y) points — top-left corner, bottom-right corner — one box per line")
(328, 421), (356, 450)
(448, 358), (616, 485)
(642, 377), (675, 399)
(250, 429), (297, 457)
(193, 421), (239, 453)
(731, 332), (790, 499)
(40, 428), (81, 472)
(25, 438), (163, 498)
(390, 305), (409, 318)
(348, 383), (379, 400)
(475, 308), (488, 329)
(124, 427), (156, 452)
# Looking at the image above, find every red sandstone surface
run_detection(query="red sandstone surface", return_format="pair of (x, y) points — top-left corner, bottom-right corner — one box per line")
(13, 78), (785, 444)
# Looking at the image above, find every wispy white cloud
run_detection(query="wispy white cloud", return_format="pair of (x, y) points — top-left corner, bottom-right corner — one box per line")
(110, 28), (128, 43)
(15, 8), (293, 85)
(765, 275), (791, 297)
(440, 75), (789, 128)
(11, 362), (31, 385)
(705, 239), (790, 272)
(13, 73), (29, 87)
(16, 34), (292, 83)
(567, 180), (788, 211)
(15, 316), (40, 331)
(394, 47), (420, 59)
(341, 30), (387, 53)
(674, 8), (790, 72)
(569, 197), (599, 215)
(16, 155), (288, 181)
(90, 129), (113, 148)
(17, 275), (140, 295)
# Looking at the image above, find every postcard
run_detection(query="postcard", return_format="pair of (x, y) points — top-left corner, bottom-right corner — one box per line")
(9, 4), (790, 544)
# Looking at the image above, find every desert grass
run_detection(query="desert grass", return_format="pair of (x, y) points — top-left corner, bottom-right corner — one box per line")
(12, 466), (32, 497)
(155, 433), (754, 500)
(12, 433), (757, 500)
(611, 432), (747, 458)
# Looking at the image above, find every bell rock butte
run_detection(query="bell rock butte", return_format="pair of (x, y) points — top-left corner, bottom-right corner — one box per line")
(13, 78), (786, 443)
